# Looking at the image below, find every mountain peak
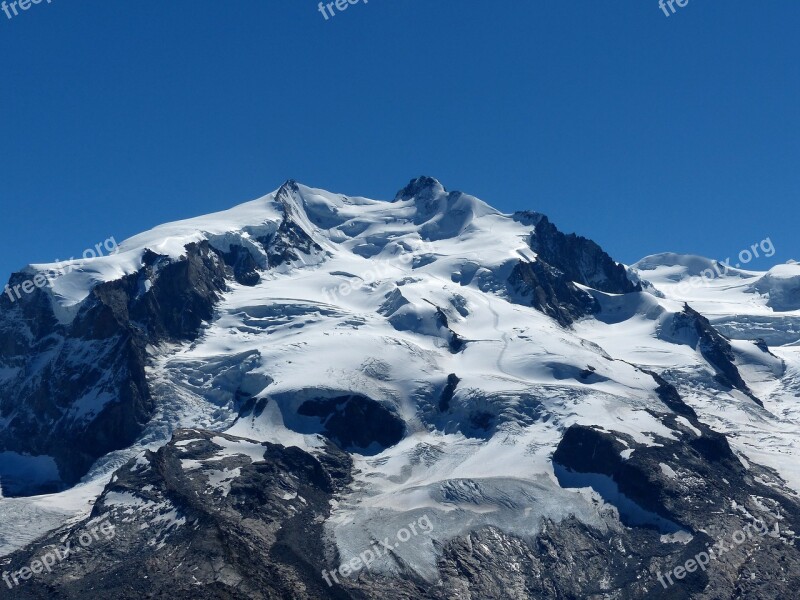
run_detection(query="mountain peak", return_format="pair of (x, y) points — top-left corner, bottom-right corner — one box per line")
(4, 178), (800, 599)
(394, 176), (447, 202)
(277, 178), (301, 195)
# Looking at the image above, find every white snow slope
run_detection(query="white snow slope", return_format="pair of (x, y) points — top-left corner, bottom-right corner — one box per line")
(2, 179), (799, 578)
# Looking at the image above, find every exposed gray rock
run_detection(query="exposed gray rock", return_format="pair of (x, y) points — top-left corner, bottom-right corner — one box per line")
(526, 214), (640, 296)
(661, 304), (763, 405)
(507, 213), (641, 326)
(1, 429), (354, 599)
(508, 259), (599, 327)
(0, 196), (321, 495)
(297, 395), (405, 455)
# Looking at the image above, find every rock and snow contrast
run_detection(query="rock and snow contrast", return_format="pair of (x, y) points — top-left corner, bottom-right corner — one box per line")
(0, 177), (799, 598)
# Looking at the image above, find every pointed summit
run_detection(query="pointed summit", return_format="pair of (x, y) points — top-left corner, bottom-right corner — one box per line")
(394, 176), (447, 202)
(276, 178), (301, 196)
(274, 179), (302, 212)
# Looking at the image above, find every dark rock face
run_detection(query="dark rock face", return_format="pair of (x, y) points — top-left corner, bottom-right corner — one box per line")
(262, 181), (324, 266)
(663, 304), (762, 405)
(0, 191), (327, 496)
(545, 424), (800, 599)
(527, 214), (640, 295)
(1, 429), (355, 600)
(433, 522), (677, 600)
(0, 281), (149, 493)
(127, 241), (228, 341)
(429, 302), (465, 352)
(394, 176), (445, 203)
(431, 513), (798, 600)
(0, 241), (229, 494)
(508, 259), (599, 326)
(297, 395), (405, 454)
(438, 374), (460, 412)
(554, 425), (694, 524)
(507, 213), (640, 326)
(642, 368), (699, 419)
(220, 244), (261, 286)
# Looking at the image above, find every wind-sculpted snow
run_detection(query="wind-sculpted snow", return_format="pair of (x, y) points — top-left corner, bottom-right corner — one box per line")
(751, 263), (800, 311)
(2, 178), (800, 598)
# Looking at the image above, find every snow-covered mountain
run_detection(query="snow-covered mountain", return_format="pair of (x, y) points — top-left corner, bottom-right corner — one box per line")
(1, 177), (799, 599)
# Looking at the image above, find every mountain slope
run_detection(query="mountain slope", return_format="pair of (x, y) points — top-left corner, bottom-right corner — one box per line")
(1, 178), (799, 599)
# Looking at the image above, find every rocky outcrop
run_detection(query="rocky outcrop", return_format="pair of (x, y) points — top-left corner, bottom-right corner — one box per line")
(526, 214), (640, 295)
(297, 395), (405, 455)
(642, 368), (699, 419)
(5, 422), (800, 599)
(508, 213), (640, 326)
(508, 259), (599, 326)
(1, 429), (354, 599)
(0, 240), (229, 494)
(263, 180), (324, 265)
(662, 304), (762, 405)
(548, 424), (800, 599)
(438, 374), (460, 412)
(0, 199), (320, 495)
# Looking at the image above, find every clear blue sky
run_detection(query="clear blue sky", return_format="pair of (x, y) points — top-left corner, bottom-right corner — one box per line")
(1, 1), (798, 280)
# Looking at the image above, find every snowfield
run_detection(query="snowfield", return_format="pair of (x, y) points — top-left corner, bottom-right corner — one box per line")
(2, 179), (799, 584)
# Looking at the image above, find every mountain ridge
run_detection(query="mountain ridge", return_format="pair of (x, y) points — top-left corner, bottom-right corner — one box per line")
(1, 177), (799, 599)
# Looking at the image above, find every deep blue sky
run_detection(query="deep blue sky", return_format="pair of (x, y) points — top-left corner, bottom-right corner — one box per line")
(1, 1), (798, 279)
